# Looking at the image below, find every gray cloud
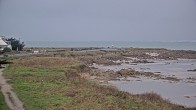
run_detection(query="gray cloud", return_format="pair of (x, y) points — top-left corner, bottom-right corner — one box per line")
(0, 0), (196, 41)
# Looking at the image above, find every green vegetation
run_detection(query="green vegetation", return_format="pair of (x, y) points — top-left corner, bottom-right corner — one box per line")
(6, 37), (25, 51)
(0, 87), (10, 110)
(3, 47), (12, 53)
(2, 56), (194, 110)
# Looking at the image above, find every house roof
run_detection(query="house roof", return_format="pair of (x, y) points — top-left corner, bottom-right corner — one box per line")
(0, 37), (8, 46)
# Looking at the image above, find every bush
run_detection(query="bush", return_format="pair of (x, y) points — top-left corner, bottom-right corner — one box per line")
(3, 47), (11, 53)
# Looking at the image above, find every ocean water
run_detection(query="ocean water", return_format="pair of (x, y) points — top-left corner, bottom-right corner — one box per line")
(25, 41), (196, 50)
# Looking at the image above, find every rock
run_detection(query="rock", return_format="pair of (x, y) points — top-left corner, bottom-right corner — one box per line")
(187, 69), (196, 72)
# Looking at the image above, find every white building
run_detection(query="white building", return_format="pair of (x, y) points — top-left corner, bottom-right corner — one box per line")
(0, 36), (12, 51)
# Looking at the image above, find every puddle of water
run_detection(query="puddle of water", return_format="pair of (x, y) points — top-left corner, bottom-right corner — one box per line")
(109, 80), (196, 108)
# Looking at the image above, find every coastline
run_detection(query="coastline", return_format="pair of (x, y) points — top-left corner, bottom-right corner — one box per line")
(1, 47), (196, 109)
(25, 41), (196, 51)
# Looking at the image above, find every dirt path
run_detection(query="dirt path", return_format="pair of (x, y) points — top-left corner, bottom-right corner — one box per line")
(0, 69), (24, 110)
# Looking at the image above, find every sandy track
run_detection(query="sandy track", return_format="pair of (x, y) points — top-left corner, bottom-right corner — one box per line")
(0, 69), (24, 110)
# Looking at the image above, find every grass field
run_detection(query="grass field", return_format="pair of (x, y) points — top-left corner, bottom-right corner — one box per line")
(2, 56), (194, 110)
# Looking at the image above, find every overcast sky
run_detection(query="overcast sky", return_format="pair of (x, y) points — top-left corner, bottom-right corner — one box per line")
(0, 0), (196, 41)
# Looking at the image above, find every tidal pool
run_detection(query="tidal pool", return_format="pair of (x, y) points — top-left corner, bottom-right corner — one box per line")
(109, 78), (196, 108)
(93, 59), (196, 107)
(93, 59), (196, 82)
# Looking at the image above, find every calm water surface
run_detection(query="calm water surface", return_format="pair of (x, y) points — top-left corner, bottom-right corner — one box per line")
(109, 79), (196, 108)
(93, 59), (196, 107)
(26, 41), (196, 50)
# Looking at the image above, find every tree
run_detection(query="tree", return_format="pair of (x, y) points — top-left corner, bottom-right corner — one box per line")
(6, 38), (25, 51)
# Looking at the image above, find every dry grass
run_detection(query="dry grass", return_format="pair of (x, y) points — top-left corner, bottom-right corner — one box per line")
(12, 56), (81, 69)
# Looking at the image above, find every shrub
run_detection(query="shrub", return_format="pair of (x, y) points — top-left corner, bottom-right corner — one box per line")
(3, 47), (11, 53)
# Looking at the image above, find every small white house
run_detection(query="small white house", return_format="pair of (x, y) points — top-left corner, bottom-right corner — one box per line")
(0, 36), (12, 51)
(0, 37), (8, 51)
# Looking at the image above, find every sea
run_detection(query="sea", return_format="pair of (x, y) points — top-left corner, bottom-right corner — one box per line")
(25, 41), (196, 51)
